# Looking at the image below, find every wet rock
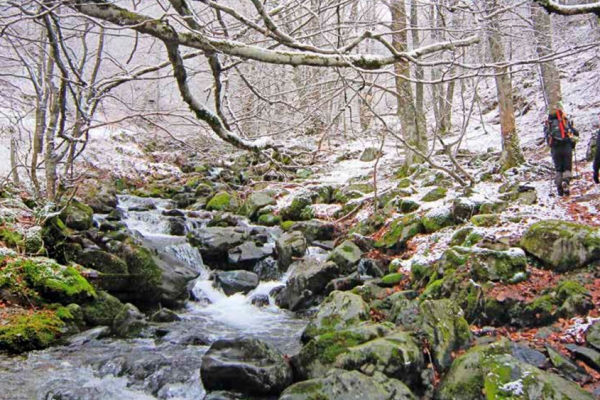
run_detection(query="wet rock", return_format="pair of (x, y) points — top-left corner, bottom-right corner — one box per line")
(188, 227), (248, 264)
(253, 257), (280, 281)
(227, 241), (270, 270)
(566, 344), (600, 371)
(521, 220), (600, 272)
(325, 273), (363, 294)
(149, 246), (201, 308)
(327, 240), (362, 274)
(250, 294), (270, 307)
(151, 308), (181, 323)
(215, 270), (259, 295)
(547, 345), (590, 383)
(438, 246), (527, 283)
(106, 208), (125, 221)
(201, 338), (293, 395)
(280, 369), (415, 400)
(419, 299), (472, 370)
(172, 193), (195, 209)
(289, 220), (335, 243)
(86, 190), (117, 214)
(357, 258), (385, 278)
(301, 291), (370, 343)
(275, 231), (307, 271)
(436, 339), (594, 400)
(269, 285), (285, 298)
(113, 303), (148, 337)
(128, 204), (155, 212)
(82, 291), (125, 326)
(166, 217), (186, 236)
(66, 326), (111, 346)
(276, 260), (340, 311)
(162, 209), (184, 217)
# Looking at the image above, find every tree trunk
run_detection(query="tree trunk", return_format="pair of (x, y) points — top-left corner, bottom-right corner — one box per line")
(390, 0), (428, 166)
(531, 3), (562, 113)
(485, 0), (525, 171)
(10, 135), (19, 184)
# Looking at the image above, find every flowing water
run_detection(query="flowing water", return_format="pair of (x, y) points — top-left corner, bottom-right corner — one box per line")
(0, 196), (310, 400)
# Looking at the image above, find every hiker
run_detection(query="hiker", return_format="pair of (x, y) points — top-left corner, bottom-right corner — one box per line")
(593, 124), (600, 184)
(544, 108), (579, 196)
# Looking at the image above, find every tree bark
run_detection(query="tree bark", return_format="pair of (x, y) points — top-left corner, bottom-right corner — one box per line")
(389, 0), (428, 166)
(531, 3), (562, 113)
(485, 0), (525, 171)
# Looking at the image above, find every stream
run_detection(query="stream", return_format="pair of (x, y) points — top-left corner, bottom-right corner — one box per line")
(0, 195), (311, 400)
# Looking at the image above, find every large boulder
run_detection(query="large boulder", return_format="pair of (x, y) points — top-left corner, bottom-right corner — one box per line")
(112, 303), (148, 337)
(227, 241), (271, 270)
(521, 220), (600, 272)
(296, 323), (393, 380)
(200, 338), (293, 395)
(73, 249), (128, 274)
(188, 227), (248, 264)
(422, 206), (456, 233)
(206, 191), (239, 212)
(438, 246), (527, 283)
(418, 300), (471, 370)
(275, 231), (307, 271)
(279, 194), (313, 221)
(302, 291), (370, 343)
(587, 321), (600, 351)
(289, 220), (335, 243)
(436, 340), (594, 400)
(280, 369), (415, 400)
(375, 214), (424, 252)
(275, 260), (340, 311)
(334, 331), (425, 388)
(60, 200), (94, 231)
(215, 270), (259, 295)
(327, 240), (362, 274)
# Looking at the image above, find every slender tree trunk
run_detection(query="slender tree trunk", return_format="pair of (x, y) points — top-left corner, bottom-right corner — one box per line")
(10, 135), (19, 184)
(390, 0), (428, 166)
(410, 0), (426, 139)
(485, 0), (525, 170)
(531, 3), (562, 113)
(45, 83), (61, 201)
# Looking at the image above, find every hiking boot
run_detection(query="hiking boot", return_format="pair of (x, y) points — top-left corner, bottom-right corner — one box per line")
(562, 181), (570, 196)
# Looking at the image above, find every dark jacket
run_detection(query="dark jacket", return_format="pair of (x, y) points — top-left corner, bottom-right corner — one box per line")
(594, 130), (600, 174)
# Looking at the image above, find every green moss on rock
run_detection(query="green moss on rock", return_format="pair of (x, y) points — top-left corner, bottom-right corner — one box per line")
(0, 310), (64, 352)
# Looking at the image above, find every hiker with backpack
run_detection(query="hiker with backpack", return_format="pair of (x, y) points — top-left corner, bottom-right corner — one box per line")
(544, 108), (579, 196)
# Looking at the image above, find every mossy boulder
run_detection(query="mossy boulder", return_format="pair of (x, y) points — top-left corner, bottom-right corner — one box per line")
(451, 197), (484, 222)
(587, 321), (600, 351)
(239, 191), (277, 219)
(471, 214), (500, 227)
(521, 220), (600, 272)
(118, 243), (162, 298)
(393, 198), (421, 213)
(375, 214), (424, 251)
(438, 246), (527, 283)
(418, 299), (471, 370)
(82, 290), (125, 326)
(327, 240), (362, 274)
(0, 257), (96, 305)
(334, 331), (425, 388)
(23, 227), (43, 255)
(206, 191), (238, 212)
(302, 291), (370, 343)
(423, 207), (456, 233)
(0, 310), (65, 353)
(421, 187), (447, 202)
(112, 303), (148, 338)
(280, 194), (313, 221)
(280, 369), (416, 400)
(296, 323), (393, 380)
(59, 200), (94, 231)
(436, 340), (594, 400)
(74, 249), (128, 274)
(275, 231), (307, 271)
(257, 213), (281, 227)
(379, 273), (404, 287)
